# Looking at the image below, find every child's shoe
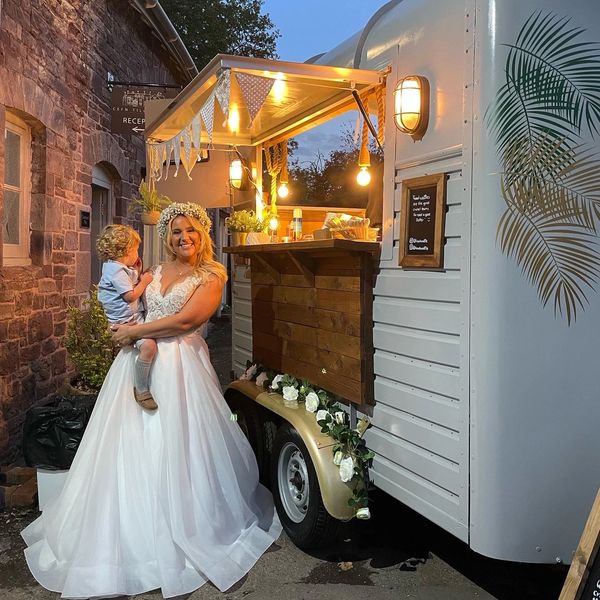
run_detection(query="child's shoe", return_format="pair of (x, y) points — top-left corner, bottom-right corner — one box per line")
(134, 388), (158, 410)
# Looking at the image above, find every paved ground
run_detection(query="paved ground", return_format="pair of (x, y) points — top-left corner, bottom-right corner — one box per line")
(0, 311), (569, 599)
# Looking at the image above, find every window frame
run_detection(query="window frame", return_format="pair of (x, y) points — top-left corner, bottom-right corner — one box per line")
(3, 112), (32, 266)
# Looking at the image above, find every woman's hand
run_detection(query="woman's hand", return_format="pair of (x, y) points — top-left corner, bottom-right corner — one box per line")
(111, 323), (138, 347)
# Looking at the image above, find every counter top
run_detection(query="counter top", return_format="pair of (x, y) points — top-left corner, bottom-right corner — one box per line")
(224, 238), (380, 255)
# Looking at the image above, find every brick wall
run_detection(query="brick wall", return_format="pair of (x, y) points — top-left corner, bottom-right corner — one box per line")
(0, 0), (187, 461)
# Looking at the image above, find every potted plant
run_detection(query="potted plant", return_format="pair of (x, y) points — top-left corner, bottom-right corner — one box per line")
(23, 289), (117, 473)
(225, 209), (266, 246)
(131, 178), (170, 225)
(64, 288), (116, 392)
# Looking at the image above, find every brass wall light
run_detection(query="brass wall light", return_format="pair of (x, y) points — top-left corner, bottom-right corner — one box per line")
(229, 158), (249, 190)
(393, 75), (430, 140)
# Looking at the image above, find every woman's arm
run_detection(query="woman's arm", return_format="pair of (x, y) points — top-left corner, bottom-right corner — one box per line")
(112, 275), (223, 345)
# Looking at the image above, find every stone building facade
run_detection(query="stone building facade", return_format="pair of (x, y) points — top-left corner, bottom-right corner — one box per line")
(0, 0), (195, 461)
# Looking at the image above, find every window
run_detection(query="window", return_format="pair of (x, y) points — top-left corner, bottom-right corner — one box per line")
(3, 113), (31, 265)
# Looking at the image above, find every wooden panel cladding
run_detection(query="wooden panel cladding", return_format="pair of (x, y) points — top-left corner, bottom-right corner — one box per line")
(225, 240), (379, 405)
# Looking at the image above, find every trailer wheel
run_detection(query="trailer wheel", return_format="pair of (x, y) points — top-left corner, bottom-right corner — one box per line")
(271, 423), (339, 549)
(226, 392), (269, 484)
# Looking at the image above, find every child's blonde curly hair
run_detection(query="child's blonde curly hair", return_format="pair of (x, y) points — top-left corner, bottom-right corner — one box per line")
(96, 224), (141, 261)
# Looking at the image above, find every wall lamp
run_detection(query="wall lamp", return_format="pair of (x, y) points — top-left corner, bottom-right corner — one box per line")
(229, 158), (250, 190)
(393, 75), (430, 140)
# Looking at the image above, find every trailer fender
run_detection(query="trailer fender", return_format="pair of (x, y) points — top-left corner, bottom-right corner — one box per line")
(227, 380), (355, 521)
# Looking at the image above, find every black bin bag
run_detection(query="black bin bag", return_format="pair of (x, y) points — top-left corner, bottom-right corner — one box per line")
(23, 395), (97, 470)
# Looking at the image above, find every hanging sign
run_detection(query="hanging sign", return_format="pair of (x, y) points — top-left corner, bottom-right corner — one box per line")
(399, 173), (446, 269)
(111, 85), (179, 135)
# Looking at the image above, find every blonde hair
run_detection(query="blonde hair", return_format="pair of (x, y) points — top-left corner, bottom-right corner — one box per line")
(96, 224), (141, 261)
(163, 214), (228, 284)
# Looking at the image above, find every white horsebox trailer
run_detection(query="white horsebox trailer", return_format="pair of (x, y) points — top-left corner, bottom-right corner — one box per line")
(144, 0), (600, 565)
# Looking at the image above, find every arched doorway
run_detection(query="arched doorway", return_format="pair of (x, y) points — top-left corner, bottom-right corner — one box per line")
(90, 164), (114, 285)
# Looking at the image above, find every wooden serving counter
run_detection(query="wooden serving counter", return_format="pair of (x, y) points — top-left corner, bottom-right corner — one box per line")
(225, 240), (380, 405)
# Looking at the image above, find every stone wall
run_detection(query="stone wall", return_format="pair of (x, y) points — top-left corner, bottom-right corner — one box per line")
(0, 0), (187, 461)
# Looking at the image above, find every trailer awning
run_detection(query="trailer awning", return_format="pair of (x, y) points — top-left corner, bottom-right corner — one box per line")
(145, 54), (384, 149)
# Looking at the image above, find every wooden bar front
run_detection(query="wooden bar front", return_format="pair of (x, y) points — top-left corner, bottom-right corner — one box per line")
(225, 240), (379, 405)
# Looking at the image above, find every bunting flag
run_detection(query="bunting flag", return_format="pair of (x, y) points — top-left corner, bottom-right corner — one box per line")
(191, 113), (202, 149)
(163, 140), (174, 179)
(182, 127), (192, 165)
(149, 143), (164, 182)
(214, 70), (231, 123)
(172, 134), (181, 176)
(234, 72), (274, 127)
(200, 92), (216, 141)
(180, 147), (197, 180)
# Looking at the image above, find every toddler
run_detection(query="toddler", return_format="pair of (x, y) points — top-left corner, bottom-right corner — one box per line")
(96, 224), (158, 410)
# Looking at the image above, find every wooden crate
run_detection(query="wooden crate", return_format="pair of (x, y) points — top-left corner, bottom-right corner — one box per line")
(226, 240), (379, 404)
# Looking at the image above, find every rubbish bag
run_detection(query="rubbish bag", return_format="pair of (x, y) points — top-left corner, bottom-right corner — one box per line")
(23, 395), (97, 470)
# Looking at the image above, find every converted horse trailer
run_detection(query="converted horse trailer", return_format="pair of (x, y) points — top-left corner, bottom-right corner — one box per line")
(145, 0), (600, 564)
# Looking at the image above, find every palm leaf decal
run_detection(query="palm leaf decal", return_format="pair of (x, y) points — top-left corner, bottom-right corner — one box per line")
(486, 11), (600, 324)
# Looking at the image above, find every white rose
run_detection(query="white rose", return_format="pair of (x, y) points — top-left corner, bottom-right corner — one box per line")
(270, 374), (283, 390)
(356, 507), (371, 520)
(282, 386), (299, 402)
(356, 416), (370, 437)
(255, 371), (268, 388)
(339, 456), (355, 482)
(316, 409), (329, 423)
(305, 392), (319, 413)
(333, 450), (343, 465)
(334, 411), (345, 425)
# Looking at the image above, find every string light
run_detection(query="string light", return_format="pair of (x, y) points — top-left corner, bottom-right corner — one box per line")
(356, 167), (371, 187)
(277, 182), (289, 198)
(356, 92), (372, 187)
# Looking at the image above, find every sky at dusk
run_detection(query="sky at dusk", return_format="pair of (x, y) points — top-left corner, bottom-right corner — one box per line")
(261, 0), (389, 164)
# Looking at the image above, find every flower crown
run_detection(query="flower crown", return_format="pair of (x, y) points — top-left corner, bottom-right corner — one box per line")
(157, 202), (212, 238)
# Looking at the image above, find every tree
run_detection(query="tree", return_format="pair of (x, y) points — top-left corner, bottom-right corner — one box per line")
(161, 0), (280, 70)
(287, 123), (383, 208)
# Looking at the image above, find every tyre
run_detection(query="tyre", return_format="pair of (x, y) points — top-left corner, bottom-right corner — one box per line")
(225, 391), (269, 484)
(271, 422), (340, 549)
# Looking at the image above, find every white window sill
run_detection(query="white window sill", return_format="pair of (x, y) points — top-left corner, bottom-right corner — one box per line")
(2, 256), (32, 267)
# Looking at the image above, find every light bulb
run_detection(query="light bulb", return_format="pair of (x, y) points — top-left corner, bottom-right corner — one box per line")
(277, 182), (289, 198)
(272, 74), (286, 103)
(269, 217), (279, 231)
(228, 104), (240, 133)
(356, 166), (371, 187)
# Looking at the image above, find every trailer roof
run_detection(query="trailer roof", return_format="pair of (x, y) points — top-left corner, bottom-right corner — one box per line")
(144, 54), (384, 147)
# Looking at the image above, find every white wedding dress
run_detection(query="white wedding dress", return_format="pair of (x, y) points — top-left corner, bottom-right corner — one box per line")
(22, 266), (281, 598)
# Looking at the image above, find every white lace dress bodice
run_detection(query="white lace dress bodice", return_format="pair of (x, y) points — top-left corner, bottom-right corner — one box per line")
(145, 265), (205, 323)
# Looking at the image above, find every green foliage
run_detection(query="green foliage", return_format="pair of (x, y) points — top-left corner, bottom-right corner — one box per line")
(64, 289), (115, 391)
(486, 11), (600, 324)
(160, 0), (280, 70)
(225, 209), (265, 232)
(130, 179), (170, 213)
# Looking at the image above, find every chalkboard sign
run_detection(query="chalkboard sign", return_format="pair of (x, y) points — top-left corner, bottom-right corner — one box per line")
(399, 174), (446, 268)
(560, 489), (600, 600)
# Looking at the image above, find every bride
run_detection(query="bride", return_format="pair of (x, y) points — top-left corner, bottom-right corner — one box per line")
(22, 202), (281, 598)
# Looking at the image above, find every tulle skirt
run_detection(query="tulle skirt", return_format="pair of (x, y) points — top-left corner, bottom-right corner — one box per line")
(22, 331), (281, 598)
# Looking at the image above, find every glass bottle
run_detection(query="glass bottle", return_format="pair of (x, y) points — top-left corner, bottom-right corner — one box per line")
(292, 208), (303, 241)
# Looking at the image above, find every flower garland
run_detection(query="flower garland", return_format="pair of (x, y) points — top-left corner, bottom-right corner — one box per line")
(239, 363), (375, 520)
(157, 202), (212, 238)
